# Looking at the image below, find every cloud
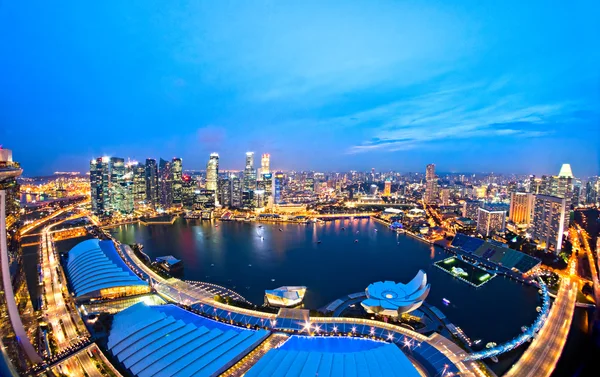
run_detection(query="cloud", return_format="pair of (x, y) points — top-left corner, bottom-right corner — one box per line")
(341, 79), (578, 153)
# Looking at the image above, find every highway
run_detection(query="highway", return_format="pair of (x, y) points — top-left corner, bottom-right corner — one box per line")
(40, 222), (88, 354)
(50, 344), (105, 377)
(576, 224), (600, 311)
(504, 255), (578, 377)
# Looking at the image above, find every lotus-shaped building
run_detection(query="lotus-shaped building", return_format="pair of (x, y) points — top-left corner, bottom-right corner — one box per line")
(361, 270), (430, 317)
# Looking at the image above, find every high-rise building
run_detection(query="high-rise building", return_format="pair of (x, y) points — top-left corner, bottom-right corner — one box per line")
(90, 157), (108, 214)
(218, 176), (232, 208)
(462, 199), (481, 220)
(231, 176), (242, 208)
(424, 164), (437, 204)
(273, 172), (284, 205)
(181, 174), (197, 209)
(260, 153), (270, 177)
(509, 192), (535, 225)
(159, 158), (173, 209)
(243, 152), (256, 191)
(90, 156), (128, 215)
(130, 162), (146, 208)
(440, 188), (450, 206)
(532, 194), (566, 254)
(476, 207), (506, 237)
(171, 157), (183, 206)
(206, 153), (219, 191)
(585, 178), (598, 205)
(369, 184), (378, 195)
(383, 179), (392, 197)
(145, 158), (159, 209)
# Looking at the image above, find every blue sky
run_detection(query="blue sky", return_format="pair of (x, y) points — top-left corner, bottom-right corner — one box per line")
(1, 1), (598, 176)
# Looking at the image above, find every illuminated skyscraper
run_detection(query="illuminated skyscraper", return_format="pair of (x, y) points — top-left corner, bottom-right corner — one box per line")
(273, 171), (284, 205)
(206, 153), (219, 191)
(509, 192), (535, 226)
(158, 158), (173, 209)
(231, 175), (242, 208)
(89, 156), (126, 215)
(383, 179), (391, 197)
(424, 164), (437, 204)
(131, 162), (146, 208)
(171, 157), (183, 205)
(145, 158), (159, 209)
(476, 207), (506, 237)
(440, 188), (450, 206)
(218, 176), (232, 207)
(260, 153), (270, 177)
(532, 194), (566, 254)
(243, 152), (256, 191)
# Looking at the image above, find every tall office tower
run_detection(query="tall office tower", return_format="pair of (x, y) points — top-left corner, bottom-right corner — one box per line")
(509, 192), (535, 225)
(159, 158), (173, 209)
(572, 179), (582, 207)
(585, 178), (598, 204)
(532, 194), (566, 254)
(90, 157), (108, 214)
(476, 207), (506, 237)
(369, 184), (378, 195)
(145, 158), (159, 209)
(243, 152), (257, 191)
(260, 153), (270, 177)
(89, 156), (126, 215)
(132, 162), (146, 208)
(383, 179), (392, 197)
(462, 199), (482, 220)
(424, 164), (437, 204)
(171, 157), (183, 206)
(550, 164), (574, 227)
(218, 176), (232, 207)
(181, 175), (197, 209)
(440, 188), (450, 206)
(231, 176), (242, 208)
(258, 173), (273, 197)
(273, 172), (284, 205)
(206, 153), (219, 191)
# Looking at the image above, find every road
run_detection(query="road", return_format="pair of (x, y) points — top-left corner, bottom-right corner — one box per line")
(40, 221), (88, 353)
(50, 344), (105, 377)
(504, 255), (578, 377)
(576, 224), (600, 311)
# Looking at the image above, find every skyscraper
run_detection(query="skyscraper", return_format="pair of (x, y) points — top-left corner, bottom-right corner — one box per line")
(476, 207), (506, 237)
(260, 153), (270, 177)
(244, 152), (256, 191)
(509, 192), (535, 225)
(131, 162), (146, 208)
(440, 188), (450, 206)
(424, 164), (437, 204)
(159, 158), (173, 209)
(218, 176), (232, 207)
(273, 171), (284, 205)
(231, 175), (242, 208)
(89, 156), (127, 215)
(532, 194), (566, 254)
(383, 179), (392, 197)
(206, 153), (219, 191)
(145, 158), (159, 209)
(171, 157), (183, 206)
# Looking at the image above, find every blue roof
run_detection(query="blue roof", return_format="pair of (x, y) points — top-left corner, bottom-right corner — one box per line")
(451, 233), (485, 253)
(246, 336), (420, 377)
(66, 239), (148, 298)
(108, 303), (269, 377)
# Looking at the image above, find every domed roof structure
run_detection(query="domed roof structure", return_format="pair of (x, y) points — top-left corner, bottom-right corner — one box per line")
(361, 270), (430, 317)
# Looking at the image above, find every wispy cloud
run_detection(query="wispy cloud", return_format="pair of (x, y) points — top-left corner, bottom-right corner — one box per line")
(340, 80), (579, 153)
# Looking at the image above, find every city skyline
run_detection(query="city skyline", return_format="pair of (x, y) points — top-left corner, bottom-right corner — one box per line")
(1, 1), (599, 176)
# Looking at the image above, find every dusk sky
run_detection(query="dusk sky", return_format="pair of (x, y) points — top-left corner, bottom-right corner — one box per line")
(1, 1), (599, 176)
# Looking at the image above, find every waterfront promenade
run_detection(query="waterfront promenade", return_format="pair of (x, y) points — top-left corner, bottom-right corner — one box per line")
(116, 234), (486, 377)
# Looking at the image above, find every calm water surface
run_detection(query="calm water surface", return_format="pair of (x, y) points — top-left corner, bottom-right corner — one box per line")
(110, 218), (540, 344)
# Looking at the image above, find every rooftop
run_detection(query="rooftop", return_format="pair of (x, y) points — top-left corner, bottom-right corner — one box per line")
(65, 239), (149, 298)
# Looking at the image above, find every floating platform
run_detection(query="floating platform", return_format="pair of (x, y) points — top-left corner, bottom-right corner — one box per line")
(434, 257), (495, 287)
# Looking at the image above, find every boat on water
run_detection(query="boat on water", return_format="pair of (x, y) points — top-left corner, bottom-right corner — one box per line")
(279, 228), (283, 231)
(442, 298), (451, 305)
(317, 240), (322, 244)
(354, 239), (359, 243)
